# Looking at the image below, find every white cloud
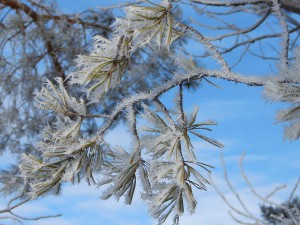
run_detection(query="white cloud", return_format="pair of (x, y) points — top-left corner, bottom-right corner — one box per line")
(14, 203), (54, 216)
(34, 218), (78, 225)
(3, 156), (298, 225)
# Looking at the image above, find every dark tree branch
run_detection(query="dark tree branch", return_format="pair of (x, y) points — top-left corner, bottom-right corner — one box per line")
(0, 0), (111, 31)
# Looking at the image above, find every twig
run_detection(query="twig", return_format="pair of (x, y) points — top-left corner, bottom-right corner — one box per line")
(176, 22), (231, 73)
(220, 150), (256, 219)
(207, 9), (271, 42)
(271, 0), (289, 70)
(65, 112), (111, 119)
(288, 177), (300, 206)
(0, 194), (61, 224)
(239, 152), (286, 209)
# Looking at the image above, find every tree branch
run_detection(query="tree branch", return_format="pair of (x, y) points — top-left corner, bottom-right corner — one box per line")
(191, 0), (300, 15)
(96, 67), (297, 138)
(176, 22), (231, 73)
(207, 8), (271, 41)
(0, 0), (111, 31)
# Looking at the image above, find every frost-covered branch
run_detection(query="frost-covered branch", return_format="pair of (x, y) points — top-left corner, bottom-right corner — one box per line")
(271, 0), (290, 71)
(176, 22), (231, 73)
(191, 0), (300, 14)
(0, 193), (61, 224)
(14, 0), (300, 224)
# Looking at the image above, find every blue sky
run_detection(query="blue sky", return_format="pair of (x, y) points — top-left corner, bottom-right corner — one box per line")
(1, 0), (299, 225)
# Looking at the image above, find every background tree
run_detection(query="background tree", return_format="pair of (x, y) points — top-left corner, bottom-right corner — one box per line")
(261, 197), (300, 224)
(1, 0), (300, 224)
(0, 0), (111, 194)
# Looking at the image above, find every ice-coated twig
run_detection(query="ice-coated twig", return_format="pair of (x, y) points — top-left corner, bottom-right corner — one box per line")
(220, 150), (256, 219)
(271, 0), (290, 71)
(176, 22), (231, 73)
(0, 194), (61, 224)
(288, 177), (300, 206)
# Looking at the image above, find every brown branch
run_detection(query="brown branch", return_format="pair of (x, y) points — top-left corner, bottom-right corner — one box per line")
(44, 39), (66, 80)
(49, 15), (112, 31)
(0, 0), (111, 31)
(0, 0), (40, 21)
